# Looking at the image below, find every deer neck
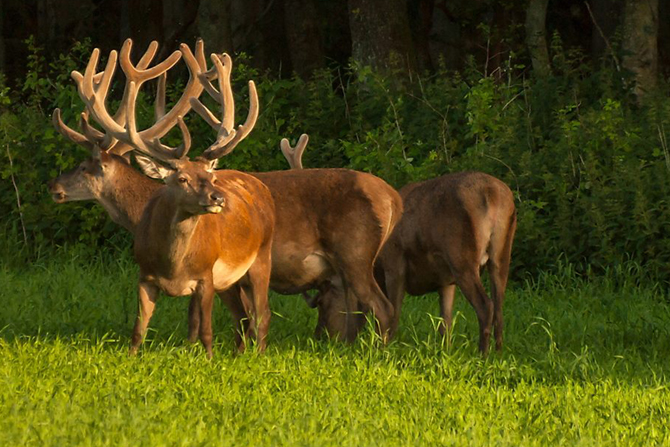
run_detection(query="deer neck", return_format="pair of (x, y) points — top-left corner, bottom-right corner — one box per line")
(162, 210), (204, 271)
(97, 164), (161, 234)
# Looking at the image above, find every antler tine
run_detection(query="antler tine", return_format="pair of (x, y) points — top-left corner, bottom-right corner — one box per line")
(148, 117), (192, 159)
(110, 41), (170, 156)
(218, 54), (235, 131)
(52, 108), (95, 151)
(280, 133), (309, 169)
(190, 53), (233, 127)
(119, 39), (181, 84)
(199, 78), (258, 160)
(155, 72), (166, 120)
(78, 111), (107, 145)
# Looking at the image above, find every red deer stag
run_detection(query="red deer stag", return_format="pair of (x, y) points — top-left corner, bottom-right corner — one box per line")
(185, 55), (403, 341)
(48, 39), (189, 231)
(67, 40), (276, 357)
(282, 146), (516, 353)
(51, 41), (402, 343)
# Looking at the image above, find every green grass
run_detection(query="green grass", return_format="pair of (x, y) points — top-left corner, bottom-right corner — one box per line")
(1, 247), (669, 446)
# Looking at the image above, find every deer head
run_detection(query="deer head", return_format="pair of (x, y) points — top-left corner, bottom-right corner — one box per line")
(49, 39), (204, 205)
(130, 52), (259, 216)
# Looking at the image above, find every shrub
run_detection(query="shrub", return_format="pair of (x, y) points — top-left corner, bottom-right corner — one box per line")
(2, 38), (670, 283)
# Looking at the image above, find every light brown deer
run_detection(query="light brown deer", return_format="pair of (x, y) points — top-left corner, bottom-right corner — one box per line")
(51, 40), (402, 343)
(283, 146), (516, 353)
(136, 52), (402, 341)
(65, 40), (276, 357)
(48, 39), (181, 231)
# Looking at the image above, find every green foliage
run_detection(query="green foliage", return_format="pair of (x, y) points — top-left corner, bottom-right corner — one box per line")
(1, 249), (669, 445)
(3, 39), (670, 282)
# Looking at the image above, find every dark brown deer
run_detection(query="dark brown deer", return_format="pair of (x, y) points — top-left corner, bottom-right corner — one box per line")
(51, 41), (402, 343)
(283, 146), (516, 353)
(191, 58), (402, 341)
(66, 40), (276, 357)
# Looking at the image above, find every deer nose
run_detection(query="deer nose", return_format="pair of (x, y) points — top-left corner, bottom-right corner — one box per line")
(209, 191), (224, 205)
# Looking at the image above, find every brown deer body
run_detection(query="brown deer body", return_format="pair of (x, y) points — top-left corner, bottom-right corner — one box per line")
(284, 138), (516, 353)
(252, 167), (401, 339)
(133, 163), (275, 356)
(52, 39), (277, 357)
(377, 172), (516, 353)
(50, 39), (401, 346)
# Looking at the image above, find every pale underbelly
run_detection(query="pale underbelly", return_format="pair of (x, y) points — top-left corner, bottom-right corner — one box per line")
(270, 251), (334, 294)
(149, 256), (257, 297)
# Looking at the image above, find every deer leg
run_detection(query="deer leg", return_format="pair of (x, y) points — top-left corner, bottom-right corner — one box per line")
(318, 284), (354, 340)
(438, 284), (457, 342)
(242, 249), (272, 352)
(187, 297), (201, 344)
(342, 268), (394, 343)
(454, 270), (493, 355)
(383, 260), (407, 338)
(488, 261), (509, 353)
(218, 286), (252, 353)
(195, 279), (216, 359)
(488, 214), (516, 352)
(129, 281), (159, 356)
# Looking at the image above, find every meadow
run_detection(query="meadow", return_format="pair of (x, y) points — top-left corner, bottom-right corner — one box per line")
(0, 245), (669, 446)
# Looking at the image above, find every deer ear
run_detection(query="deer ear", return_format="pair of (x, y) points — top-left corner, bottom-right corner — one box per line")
(120, 151), (132, 165)
(135, 154), (173, 179)
(205, 158), (218, 172)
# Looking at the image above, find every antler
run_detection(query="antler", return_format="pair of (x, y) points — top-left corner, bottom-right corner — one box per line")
(67, 39), (211, 162)
(54, 40), (186, 156)
(280, 134), (309, 169)
(189, 53), (259, 161)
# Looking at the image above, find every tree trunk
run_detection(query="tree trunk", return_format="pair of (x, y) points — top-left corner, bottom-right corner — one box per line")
(348, 0), (417, 74)
(408, 0), (435, 72)
(124, 0), (163, 59)
(0, 0), (5, 75)
(525, 0), (551, 77)
(37, 0), (57, 50)
(197, 0), (234, 54)
(622, 0), (659, 99)
(284, 0), (324, 78)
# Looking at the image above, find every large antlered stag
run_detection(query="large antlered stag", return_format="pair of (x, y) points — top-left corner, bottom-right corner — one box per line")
(62, 39), (276, 357)
(283, 147), (516, 354)
(176, 53), (402, 341)
(49, 39), (402, 344)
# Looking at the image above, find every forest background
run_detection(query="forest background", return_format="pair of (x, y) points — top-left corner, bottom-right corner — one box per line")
(1, 0), (669, 283)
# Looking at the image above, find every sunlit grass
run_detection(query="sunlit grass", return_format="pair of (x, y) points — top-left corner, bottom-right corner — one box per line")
(1, 247), (669, 446)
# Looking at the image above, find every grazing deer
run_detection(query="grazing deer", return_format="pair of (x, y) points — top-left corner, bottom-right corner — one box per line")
(152, 52), (402, 342)
(51, 40), (402, 344)
(63, 39), (276, 357)
(282, 145), (516, 353)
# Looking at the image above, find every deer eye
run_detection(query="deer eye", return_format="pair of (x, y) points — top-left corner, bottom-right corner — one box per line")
(178, 177), (188, 184)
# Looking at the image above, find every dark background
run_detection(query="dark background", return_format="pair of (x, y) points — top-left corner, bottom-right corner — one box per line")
(2, 0), (670, 282)
(1, 0), (667, 88)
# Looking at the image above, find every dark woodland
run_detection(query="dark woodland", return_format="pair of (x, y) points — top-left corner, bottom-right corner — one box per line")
(2, 0), (670, 283)
(2, 0), (668, 85)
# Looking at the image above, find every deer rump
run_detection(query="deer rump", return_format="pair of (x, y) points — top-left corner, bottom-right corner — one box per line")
(312, 171), (517, 351)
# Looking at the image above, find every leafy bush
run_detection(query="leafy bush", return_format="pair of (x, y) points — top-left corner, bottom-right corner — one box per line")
(2, 38), (670, 283)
